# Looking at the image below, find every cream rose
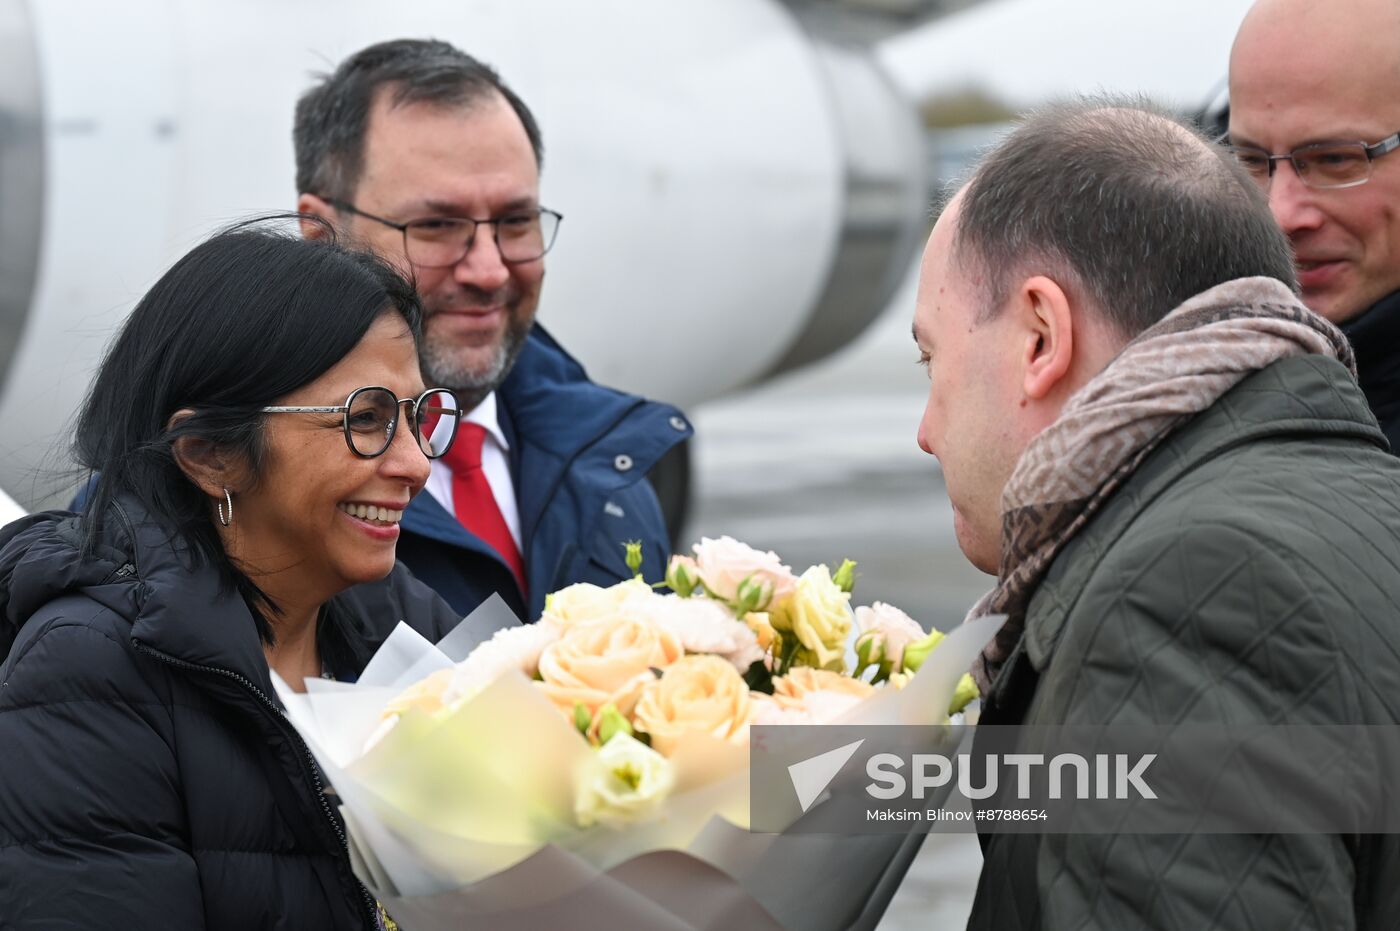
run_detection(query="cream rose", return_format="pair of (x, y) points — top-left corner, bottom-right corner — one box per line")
(771, 565), (852, 670)
(538, 616), (683, 717)
(633, 654), (754, 755)
(771, 667), (874, 724)
(691, 536), (798, 612)
(541, 579), (652, 629)
(854, 601), (927, 672)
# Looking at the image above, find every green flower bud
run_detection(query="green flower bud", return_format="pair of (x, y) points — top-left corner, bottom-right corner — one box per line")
(853, 632), (884, 677)
(735, 575), (773, 614)
(573, 701), (593, 735)
(900, 628), (947, 674)
(624, 540), (644, 579)
(949, 673), (980, 715)
(665, 557), (699, 598)
(597, 703), (634, 745)
(832, 559), (858, 594)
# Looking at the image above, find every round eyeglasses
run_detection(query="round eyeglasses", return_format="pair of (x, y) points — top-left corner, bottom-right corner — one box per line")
(1225, 130), (1400, 190)
(261, 387), (461, 459)
(324, 198), (563, 268)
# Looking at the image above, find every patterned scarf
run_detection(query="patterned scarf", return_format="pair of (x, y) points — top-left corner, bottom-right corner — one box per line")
(968, 277), (1356, 694)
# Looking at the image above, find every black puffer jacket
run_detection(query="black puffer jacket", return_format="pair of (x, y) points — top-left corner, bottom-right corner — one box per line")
(0, 497), (461, 930)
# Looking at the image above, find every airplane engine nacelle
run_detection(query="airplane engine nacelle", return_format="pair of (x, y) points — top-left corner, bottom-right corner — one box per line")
(0, 0), (925, 507)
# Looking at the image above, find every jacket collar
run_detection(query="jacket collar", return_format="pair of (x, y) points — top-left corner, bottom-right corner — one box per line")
(116, 499), (275, 693)
(406, 325), (689, 548)
(499, 325), (646, 455)
(1342, 290), (1400, 438)
(999, 355), (1384, 695)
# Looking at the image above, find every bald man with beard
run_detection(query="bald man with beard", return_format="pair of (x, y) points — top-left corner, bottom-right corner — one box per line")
(1229, 0), (1400, 448)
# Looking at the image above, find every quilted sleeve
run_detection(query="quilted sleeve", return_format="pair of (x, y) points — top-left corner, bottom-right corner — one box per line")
(0, 619), (207, 930)
(1034, 519), (1360, 930)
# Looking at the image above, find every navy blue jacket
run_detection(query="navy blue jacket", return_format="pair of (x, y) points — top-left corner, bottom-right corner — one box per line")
(395, 325), (692, 620)
(1343, 288), (1400, 452)
(0, 498), (461, 929)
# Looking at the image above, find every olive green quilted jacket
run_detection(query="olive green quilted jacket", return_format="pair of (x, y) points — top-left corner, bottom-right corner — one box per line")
(968, 355), (1400, 930)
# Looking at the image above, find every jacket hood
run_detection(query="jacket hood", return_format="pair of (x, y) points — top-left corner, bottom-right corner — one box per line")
(0, 510), (133, 655)
(0, 497), (273, 691)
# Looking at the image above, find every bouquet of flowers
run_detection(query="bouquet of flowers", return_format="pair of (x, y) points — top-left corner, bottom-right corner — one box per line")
(279, 537), (1002, 930)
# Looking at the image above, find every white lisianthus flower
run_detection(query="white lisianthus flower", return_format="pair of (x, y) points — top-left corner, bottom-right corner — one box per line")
(444, 623), (561, 706)
(691, 536), (798, 612)
(854, 602), (927, 673)
(574, 733), (676, 828)
(631, 593), (765, 671)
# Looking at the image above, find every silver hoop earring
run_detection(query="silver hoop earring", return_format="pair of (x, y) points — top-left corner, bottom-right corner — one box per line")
(217, 487), (233, 527)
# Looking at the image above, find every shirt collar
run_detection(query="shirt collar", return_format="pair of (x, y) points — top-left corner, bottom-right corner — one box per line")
(463, 391), (510, 452)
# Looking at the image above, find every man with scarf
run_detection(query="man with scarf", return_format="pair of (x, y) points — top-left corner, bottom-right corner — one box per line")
(1228, 0), (1400, 448)
(913, 99), (1400, 928)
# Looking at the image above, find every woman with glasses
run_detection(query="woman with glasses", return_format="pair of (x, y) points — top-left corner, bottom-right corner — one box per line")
(0, 222), (460, 929)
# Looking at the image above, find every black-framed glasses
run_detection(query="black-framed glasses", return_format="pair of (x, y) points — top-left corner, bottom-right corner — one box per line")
(261, 386), (461, 459)
(325, 198), (563, 267)
(1223, 130), (1400, 190)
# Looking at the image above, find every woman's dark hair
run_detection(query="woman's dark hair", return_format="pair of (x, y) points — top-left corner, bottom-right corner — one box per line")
(74, 217), (422, 641)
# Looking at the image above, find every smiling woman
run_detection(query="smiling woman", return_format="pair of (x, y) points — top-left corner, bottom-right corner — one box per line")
(0, 221), (464, 930)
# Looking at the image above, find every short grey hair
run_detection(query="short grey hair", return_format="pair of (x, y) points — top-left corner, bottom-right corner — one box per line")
(953, 95), (1296, 336)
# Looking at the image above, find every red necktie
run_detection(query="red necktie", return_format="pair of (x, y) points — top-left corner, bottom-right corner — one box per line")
(441, 422), (527, 597)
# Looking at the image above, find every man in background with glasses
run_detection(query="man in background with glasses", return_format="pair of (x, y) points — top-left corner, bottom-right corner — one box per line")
(1228, 0), (1400, 448)
(294, 40), (691, 621)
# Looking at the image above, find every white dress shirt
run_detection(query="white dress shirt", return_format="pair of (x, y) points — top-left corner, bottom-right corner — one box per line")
(423, 392), (522, 550)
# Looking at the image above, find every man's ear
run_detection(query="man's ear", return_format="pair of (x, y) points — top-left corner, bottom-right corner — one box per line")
(167, 409), (240, 500)
(1015, 275), (1075, 401)
(296, 193), (337, 240)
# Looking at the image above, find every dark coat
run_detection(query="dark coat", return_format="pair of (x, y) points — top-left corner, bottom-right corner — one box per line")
(968, 356), (1400, 930)
(393, 325), (692, 620)
(1342, 288), (1400, 452)
(0, 497), (461, 930)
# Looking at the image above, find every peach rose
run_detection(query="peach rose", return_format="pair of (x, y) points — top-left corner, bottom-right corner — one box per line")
(633, 654), (754, 755)
(691, 536), (798, 612)
(538, 616), (683, 718)
(771, 667), (874, 724)
(379, 667), (457, 719)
